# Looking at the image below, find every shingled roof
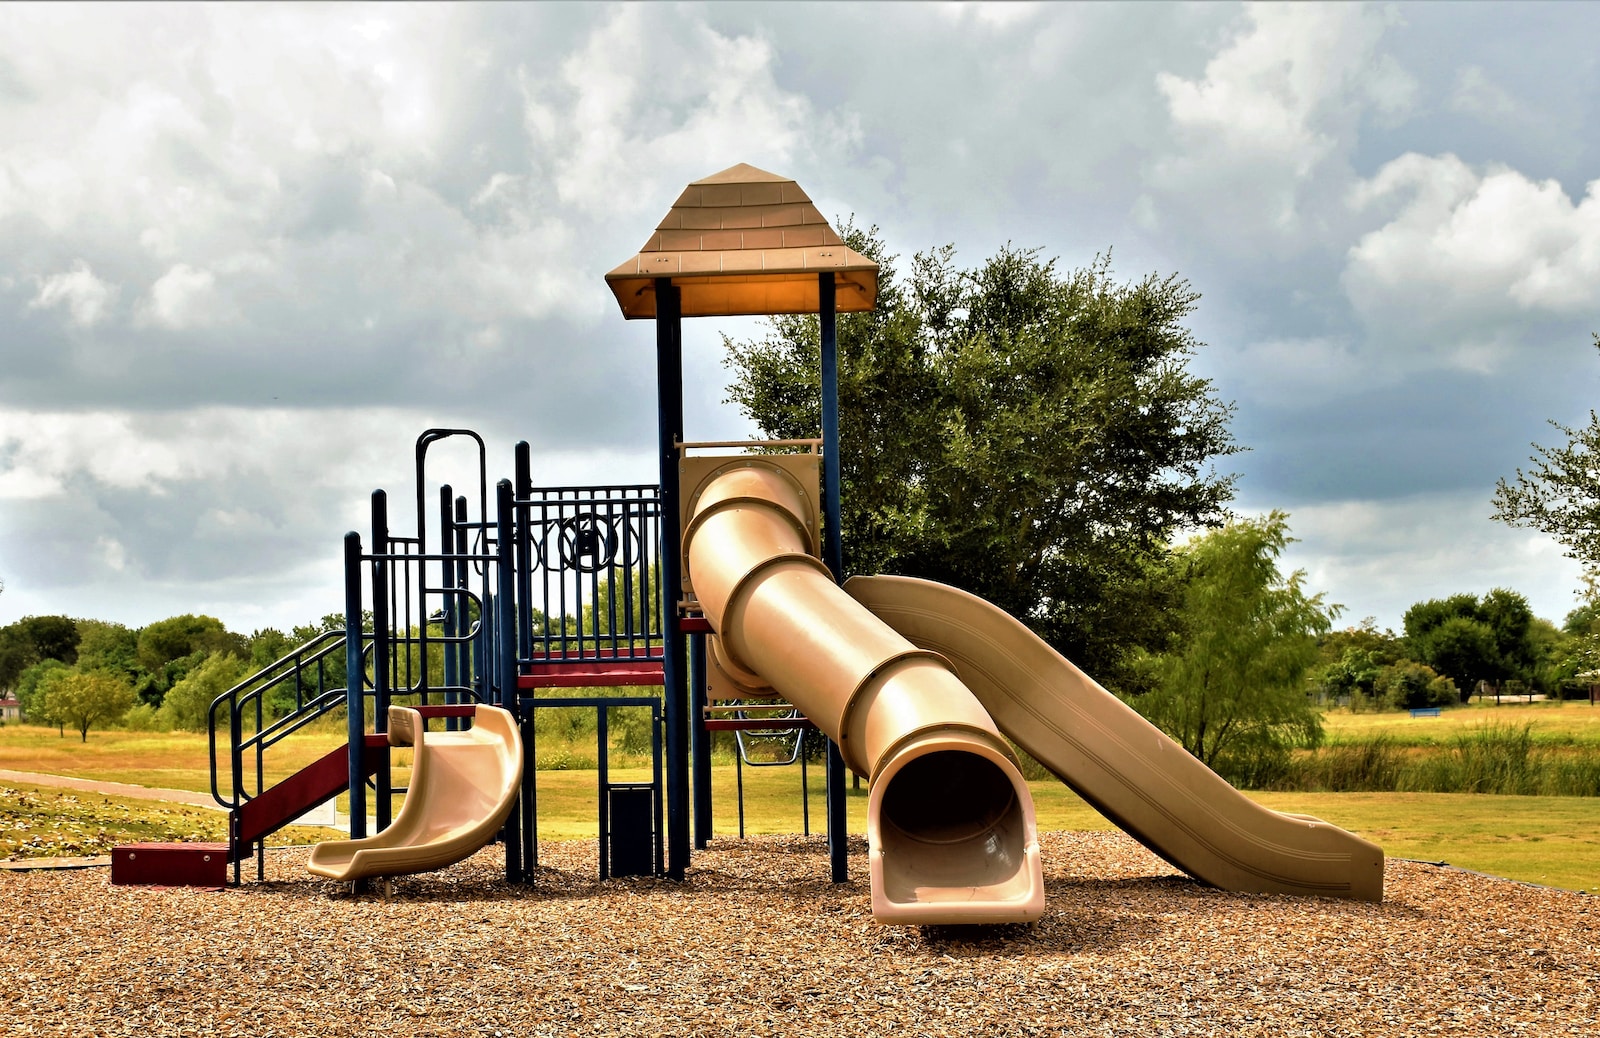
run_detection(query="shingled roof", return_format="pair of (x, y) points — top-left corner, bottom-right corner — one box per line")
(605, 163), (878, 319)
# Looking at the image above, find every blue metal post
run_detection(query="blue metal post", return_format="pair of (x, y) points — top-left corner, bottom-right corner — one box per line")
(371, 491), (392, 833)
(439, 485), (457, 709)
(655, 277), (689, 880)
(514, 443), (534, 664)
(690, 631), (711, 848)
(343, 531), (367, 843)
(454, 494), (474, 712)
(819, 271), (849, 883)
(495, 478), (523, 882)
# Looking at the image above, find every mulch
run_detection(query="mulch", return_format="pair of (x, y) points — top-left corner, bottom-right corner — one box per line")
(1, 830), (1594, 1036)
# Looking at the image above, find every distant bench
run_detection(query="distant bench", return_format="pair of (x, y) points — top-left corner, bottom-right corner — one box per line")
(1408, 707), (1443, 718)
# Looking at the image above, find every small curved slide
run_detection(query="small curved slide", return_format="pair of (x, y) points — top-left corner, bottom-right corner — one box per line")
(846, 575), (1385, 902)
(308, 705), (523, 883)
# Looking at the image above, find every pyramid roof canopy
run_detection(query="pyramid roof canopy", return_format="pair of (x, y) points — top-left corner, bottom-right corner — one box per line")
(605, 163), (879, 319)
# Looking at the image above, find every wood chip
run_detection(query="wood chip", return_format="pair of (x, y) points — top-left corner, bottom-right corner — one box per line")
(1, 831), (1594, 1036)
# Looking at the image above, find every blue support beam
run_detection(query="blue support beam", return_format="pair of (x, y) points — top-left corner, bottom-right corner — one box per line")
(495, 478), (523, 883)
(343, 531), (367, 844)
(655, 277), (690, 880)
(819, 272), (849, 883)
(690, 631), (711, 848)
(371, 491), (392, 832)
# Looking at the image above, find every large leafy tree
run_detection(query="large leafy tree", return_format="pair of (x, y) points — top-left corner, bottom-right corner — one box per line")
(1131, 512), (1336, 786)
(723, 228), (1239, 681)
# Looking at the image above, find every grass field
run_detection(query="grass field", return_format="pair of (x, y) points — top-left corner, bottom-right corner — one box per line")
(1322, 699), (1600, 746)
(2, 720), (1597, 892)
(0, 780), (337, 860)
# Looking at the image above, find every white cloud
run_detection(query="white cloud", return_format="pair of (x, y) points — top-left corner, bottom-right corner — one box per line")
(98, 536), (127, 573)
(139, 263), (224, 330)
(933, 2), (1046, 30)
(1148, 3), (1416, 238)
(1344, 153), (1600, 336)
(517, 5), (857, 226)
(1449, 65), (1517, 120)
(28, 260), (117, 327)
(1265, 491), (1584, 630)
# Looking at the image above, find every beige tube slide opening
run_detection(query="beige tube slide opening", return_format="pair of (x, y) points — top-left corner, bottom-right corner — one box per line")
(683, 460), (1044, 924)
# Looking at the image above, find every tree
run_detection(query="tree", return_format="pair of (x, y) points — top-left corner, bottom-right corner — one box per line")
(1130, 512), (1336, 786)
(1403, 590), (1539, 699)
(1494, 333), (1600, 569)
(158, 652), (248, 732)
(75, 620), (142, 683)
(14, 659), (71, 728)
(41, 671), (135, 742)
(134, 614), (247, 705)
(724, 228), (1239, 684)
(1314, 619), (1406, 708)
(1373, 660), (1458, 711)
(0, 615), (80, 691)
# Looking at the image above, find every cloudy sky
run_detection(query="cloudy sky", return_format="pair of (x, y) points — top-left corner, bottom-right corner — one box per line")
(3, 2), (1599, 641)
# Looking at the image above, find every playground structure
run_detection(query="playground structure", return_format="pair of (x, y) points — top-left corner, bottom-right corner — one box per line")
(110, 164), (1385, 918)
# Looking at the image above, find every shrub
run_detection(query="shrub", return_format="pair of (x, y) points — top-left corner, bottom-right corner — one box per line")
(1374, 661), (1458, 711)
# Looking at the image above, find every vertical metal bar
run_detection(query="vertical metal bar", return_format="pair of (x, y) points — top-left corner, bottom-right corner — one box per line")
(690, 631), (711, 849)
(454, 494), (472, 713)
(372, 491), (392, 833)
(801, 739), (810, 837)
(653, 700), (665, 876)
(514, 443), (534, 668)
(819, 271), (849, 883)
(736, 751), (745, 840)
(597, 705), (610, 881)
(521, 704), (537, 879)
(343, 532), (367, 843)
(655, 277), (689, 880)
(495, 478), (522, 883)
(438, 485), (456, 709)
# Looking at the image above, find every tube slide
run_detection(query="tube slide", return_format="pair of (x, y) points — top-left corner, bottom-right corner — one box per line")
(845, 575), (1385, 902)
(684, 461), (1045, 924)
(307, 705), (523, 883)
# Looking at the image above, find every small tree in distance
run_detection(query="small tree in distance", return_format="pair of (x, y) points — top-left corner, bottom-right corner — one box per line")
(1131, 512), (1337, 786)
(41, 671), (135, 742)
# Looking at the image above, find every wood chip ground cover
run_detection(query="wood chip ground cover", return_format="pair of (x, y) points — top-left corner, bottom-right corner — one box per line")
(2, 831), (1593, 1036)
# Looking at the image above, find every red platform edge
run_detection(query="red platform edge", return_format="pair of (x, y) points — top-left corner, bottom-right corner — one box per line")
(111, 842), (230, 887)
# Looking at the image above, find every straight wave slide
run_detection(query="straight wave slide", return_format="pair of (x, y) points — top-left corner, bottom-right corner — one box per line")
(845, 575), (1384, 902)
(307, 705), (523, 883)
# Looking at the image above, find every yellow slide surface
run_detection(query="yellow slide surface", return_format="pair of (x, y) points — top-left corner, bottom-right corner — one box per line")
(308, 705), (523, 883)
(846, 575), (1385, 902)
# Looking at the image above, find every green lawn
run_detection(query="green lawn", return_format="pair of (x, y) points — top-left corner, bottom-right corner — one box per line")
(3, 722), (1597, 893)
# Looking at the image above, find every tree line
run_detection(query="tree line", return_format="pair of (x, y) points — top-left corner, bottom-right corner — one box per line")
(0, 612), (343, 741)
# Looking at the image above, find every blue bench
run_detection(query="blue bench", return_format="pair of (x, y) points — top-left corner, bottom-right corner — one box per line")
(1409, 707), (1442, 718)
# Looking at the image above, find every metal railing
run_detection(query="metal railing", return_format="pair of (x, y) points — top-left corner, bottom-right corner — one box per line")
(207, 629), (373, 811)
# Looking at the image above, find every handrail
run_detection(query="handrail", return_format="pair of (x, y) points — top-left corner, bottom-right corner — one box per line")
(207, 630), (368, 810)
